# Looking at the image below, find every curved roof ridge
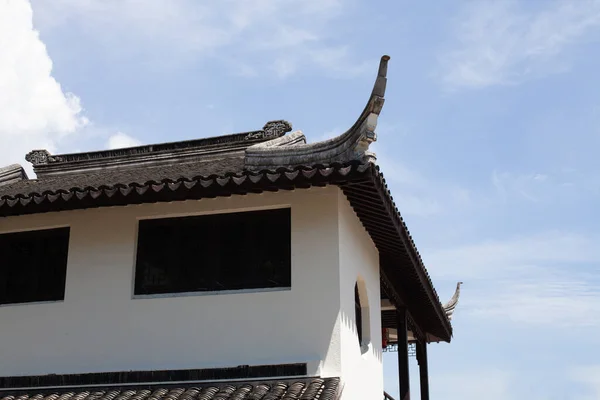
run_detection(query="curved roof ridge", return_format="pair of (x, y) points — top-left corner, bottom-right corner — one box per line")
(22, 121), (292, 179)
(443, 282), (463, 321)
(244, 55), (390, 170)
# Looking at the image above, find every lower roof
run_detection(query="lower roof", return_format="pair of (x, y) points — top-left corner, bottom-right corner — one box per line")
(0, 365), (341, 400)
(0, 379), (341, 400)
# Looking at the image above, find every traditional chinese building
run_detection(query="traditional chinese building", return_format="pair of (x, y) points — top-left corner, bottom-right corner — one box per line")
(0, 56), (460, 400)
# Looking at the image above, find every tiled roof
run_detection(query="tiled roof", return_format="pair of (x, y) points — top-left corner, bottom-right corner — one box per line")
(0, 378), (341, 400)
(0, 156), (245, 200)
(0, 162), (367, 216)
(22, 121), (293, 179)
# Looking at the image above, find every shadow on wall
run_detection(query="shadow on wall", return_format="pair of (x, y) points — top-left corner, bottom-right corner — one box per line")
(340, 309), (383, 363)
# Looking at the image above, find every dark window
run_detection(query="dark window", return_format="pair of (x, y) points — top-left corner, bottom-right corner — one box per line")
(355, 283), (363, 345)
(134, 208), (291, 295)
(0, 227), (70, 305)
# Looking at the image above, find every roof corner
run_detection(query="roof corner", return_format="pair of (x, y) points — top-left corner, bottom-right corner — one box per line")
(244, 55), (390, 171)
(0, 164), (28, 187)
(443, 281), (463, 322)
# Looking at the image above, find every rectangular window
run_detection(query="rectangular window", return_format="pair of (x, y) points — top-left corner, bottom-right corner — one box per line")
(134, 208), (291, 296)
(0, 227), (70, 305)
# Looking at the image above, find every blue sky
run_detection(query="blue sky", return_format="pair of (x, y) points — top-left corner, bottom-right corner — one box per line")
(1, 0), (600, 398)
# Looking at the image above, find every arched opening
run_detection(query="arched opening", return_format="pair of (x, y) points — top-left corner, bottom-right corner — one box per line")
(355, 283), (363, 345)
(354, 277), (371, 350)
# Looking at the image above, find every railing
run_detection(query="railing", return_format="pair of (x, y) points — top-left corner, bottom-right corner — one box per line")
(382, 342), (417, 356)
(384, 391), (396, 400)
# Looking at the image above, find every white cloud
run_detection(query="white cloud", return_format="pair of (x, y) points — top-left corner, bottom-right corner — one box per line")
(570, 365), (600, 400)
(492, 170), (542, 202)
(492, 169), (600, 203)
(440, 0), (600, 89)
(426, 231), (600, 327)
(427, 231), (600, 280)
(432, 368), (512, 400)
(31, 0), (364, 78)
(107, 132), (142, 149)
(316, 127), (342, 142)
(0, 0), (87, 174)
(374, 152), (473, 217)
(471, 279), (600, 327)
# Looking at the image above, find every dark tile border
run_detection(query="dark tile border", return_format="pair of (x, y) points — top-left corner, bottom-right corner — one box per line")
(0, 364), (307, 389)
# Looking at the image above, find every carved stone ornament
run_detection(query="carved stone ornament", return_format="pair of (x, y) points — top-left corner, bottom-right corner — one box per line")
(25, 150), (51, 166)
(25, 150), (62, 166)
(263, 120), (292, 137)
(245, 120), (292, 140)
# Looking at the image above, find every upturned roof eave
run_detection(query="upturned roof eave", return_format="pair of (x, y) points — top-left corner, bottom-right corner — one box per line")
(241, 55), (453, 341)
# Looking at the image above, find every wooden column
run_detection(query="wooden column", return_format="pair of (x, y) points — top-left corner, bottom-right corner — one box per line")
(417, 341), (429, 400)
(397, 307), (410, 400)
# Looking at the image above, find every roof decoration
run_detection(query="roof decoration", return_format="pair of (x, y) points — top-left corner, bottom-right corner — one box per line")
(25, 150), (60, 166)
(245, 56), (389, 170)
(22, 121), (293, 178)
(0, 164), (28, 187)
(443, 282), (463, 321)
(245, 120), (293, 141)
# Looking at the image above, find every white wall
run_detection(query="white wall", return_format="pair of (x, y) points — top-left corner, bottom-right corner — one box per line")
(0, 188), (344, 378)
(337, 191), (383, 400)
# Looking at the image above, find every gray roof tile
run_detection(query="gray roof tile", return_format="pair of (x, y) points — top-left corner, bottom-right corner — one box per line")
(0, 379), (340, 400)
(0, 156), (245, 199)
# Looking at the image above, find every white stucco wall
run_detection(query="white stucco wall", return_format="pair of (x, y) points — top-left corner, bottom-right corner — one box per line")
(0, 186), (383, 397)
(0, 188), (344, 378)
(337, 191), (383, 400)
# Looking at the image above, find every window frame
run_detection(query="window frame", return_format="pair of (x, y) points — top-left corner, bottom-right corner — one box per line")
(0, 225), (70, 307)
(131, 206), (292, 299)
